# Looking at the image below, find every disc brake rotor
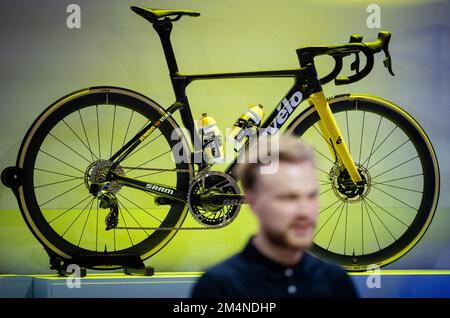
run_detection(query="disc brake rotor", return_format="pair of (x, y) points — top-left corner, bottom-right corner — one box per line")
(329, 163), (371, 203)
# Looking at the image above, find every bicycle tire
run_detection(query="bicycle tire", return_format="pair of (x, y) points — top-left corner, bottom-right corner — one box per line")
(286, 94), (440, 271)
(16, 86), (194, 263)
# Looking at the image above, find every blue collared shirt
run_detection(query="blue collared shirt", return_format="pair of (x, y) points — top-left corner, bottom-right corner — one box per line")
(191, 236), (358, 298)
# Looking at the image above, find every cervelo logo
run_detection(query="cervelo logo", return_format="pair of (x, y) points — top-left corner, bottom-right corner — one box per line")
(145, 184), (174, 195)
(262, 91), (303, 136)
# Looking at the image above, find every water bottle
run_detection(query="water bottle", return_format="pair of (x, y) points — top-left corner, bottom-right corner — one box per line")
(228, 104), (264, 151)
(197, 113), (224, 164)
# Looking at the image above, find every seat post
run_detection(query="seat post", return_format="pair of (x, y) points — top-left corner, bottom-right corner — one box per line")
(153, 19), (180, 76)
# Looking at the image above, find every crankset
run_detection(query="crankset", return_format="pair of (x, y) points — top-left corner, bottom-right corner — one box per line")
(187, 170), (243, 228)
(115, 170), (245, 232)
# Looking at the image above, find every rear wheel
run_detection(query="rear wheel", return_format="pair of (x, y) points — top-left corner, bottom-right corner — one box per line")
(286, 94), (440, 271)
(17, 87), (193, 263)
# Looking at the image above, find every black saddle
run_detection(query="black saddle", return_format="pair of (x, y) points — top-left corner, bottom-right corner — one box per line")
(131, 6), (200, 23)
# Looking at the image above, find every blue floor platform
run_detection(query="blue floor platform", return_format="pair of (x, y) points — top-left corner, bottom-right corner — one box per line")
(1, 271), (449, 298)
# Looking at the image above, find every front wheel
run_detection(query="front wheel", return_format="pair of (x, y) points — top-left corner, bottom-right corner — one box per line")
(16, 87), (194, 264)
(286, 94), (440, 271)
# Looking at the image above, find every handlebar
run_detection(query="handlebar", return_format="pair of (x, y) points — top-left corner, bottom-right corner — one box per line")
(296, 31), (394, 86)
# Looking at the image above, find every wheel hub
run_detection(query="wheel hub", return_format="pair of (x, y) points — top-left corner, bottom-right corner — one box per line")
(329, 163), (371, 202)
(84, 159), (124, 194)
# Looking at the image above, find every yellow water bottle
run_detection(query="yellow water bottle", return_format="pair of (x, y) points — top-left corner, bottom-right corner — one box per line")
(197, 113), (224, 164)
(228, 104), (264, 151)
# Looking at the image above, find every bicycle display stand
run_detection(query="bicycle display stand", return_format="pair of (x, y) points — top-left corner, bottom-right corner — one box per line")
(48, 250), (154, 277)
(2, 166), (154, 277)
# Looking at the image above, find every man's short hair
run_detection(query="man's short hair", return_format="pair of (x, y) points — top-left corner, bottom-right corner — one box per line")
(235, 135), (315, 191)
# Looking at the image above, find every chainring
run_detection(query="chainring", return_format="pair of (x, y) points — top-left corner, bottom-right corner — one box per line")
(187, 170), (241, 228)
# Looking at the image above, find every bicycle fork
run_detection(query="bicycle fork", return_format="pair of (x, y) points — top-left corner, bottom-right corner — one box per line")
(309, 91), (362, 183)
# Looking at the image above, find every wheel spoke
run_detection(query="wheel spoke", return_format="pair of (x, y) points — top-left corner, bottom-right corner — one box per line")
(312, 146), (335, 165)
(117, 203), (134, 246)
(361, 200), (364, 254)
(62, 197), (95, 237)
(314, 200), (344, 238)
(376, 173), (423, 184)
(312, 124), (332, 147)
(327, 201), (346, 249)
(35, 177), (83, 189)
(315, 166), (329, 176)
(118, 200), (151, 237)
(365, 115), (382, 169)
(371, 182), (422, 194)
(362, 125), (398, 168)
(96, 105), (101, 159)
(319, 198), (342, 215)
(109, 105), (117, 158)
(48, 195), (92, 224)
(122, 110), (135, 147)
(49, 131), (92, 164)
(39, 150), (85, 174)
(135, 170), (171, 179)
(95, 199), (99, 252)
(364, 197), (409, 228)
(363, 199), (381, 251)
(363, 198), (396, 241)
(77, 198), (95, 246)
(38, 181), (85, 207)
(35, 168), (82, 179)
(344, 203), (348, 255)
(126, 132), (163, 160)
(116, 193), (163, 223)
(358, 111), (365, 164)
(372, 184), (418, 212)
(368, 139), (410, 170)
(372, 156), (419, 180)
(319, 187), (333, 196)
(77, 110), (97, 162)
(346, 110), (351, 155)
(125, 149), (172, 174)
(63, 117), (98, 162)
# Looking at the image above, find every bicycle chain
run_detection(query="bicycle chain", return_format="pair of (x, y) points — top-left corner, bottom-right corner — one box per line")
(115, 223), (230, 231)
(119, 166), (193, 173)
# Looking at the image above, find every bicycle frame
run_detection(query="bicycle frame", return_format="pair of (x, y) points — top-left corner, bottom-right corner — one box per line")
(106, 18), (362, 203)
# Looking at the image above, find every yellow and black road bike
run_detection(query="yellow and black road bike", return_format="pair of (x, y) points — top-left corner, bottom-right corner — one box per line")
(2, 6), (440, 271)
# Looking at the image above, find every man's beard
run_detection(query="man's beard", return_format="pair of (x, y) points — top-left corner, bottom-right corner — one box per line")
(263, 222), (314, 250)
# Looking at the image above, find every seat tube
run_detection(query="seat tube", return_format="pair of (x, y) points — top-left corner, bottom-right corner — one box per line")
(309, 91), (362, 183)
(153, 19), (179, 76)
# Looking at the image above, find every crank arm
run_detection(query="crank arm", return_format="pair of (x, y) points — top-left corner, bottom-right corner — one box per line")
(199, 193), (246, 207)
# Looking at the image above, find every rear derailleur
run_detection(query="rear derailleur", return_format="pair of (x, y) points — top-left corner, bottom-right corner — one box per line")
(89, 182), (119, 231)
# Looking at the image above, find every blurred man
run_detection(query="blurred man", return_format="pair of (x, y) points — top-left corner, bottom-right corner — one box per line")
(191, 135), (358, 298)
